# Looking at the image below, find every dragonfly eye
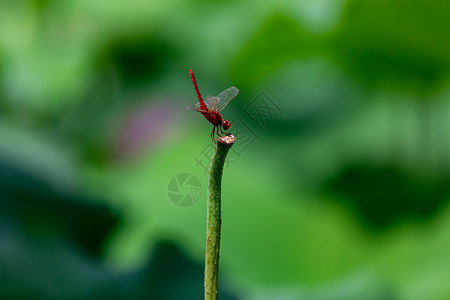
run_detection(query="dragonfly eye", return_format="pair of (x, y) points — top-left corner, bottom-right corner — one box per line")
(222, 120), (231, 130)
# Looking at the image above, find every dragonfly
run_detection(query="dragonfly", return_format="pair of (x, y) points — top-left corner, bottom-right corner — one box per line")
(188, 69), (239, 141)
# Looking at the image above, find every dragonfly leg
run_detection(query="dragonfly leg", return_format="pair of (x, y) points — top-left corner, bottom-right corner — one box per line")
(219, 126), (226, 135)
(216, 125), (221, 137)
(210, 126), (215, 142)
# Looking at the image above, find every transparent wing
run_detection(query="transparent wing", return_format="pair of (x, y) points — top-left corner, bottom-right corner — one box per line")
(187, 96), (212, 111)
(216, 87), (239, 112)
(205, 96), (219, 112)
(187, 105), (208, 113)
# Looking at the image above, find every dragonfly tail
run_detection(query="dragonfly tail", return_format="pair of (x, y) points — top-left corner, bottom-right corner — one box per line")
(190, 69), (208, 111)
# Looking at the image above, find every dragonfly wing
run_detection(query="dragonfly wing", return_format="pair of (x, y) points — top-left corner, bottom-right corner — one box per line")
(205, 95), (219, 112)
(216, 87), (239, 112)
(188, 99), (212, 111)
(187, 105), (209, 113)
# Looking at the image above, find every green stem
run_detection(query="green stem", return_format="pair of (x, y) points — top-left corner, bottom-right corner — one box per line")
(204, 134), (236, 300)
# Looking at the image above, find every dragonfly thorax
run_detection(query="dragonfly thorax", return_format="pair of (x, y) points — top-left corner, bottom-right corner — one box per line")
(203, 111), (223, 126)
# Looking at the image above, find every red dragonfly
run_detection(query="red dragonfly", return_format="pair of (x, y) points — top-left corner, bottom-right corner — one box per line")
(188, 69), (239, 141)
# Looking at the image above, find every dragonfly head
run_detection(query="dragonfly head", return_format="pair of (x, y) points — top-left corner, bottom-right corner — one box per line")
(222, 120), (231, 130)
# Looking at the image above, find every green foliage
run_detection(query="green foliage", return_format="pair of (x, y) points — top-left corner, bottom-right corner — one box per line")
(332, 0), (450, 92)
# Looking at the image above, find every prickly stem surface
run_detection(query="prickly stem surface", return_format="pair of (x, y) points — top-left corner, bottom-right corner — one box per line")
(204, 134), (235, 300)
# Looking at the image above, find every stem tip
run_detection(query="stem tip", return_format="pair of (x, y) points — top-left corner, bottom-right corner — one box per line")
(217, 134), (236, 145)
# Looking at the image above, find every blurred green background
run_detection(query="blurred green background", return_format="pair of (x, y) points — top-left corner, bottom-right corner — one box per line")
(0, 0), (449, 299)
